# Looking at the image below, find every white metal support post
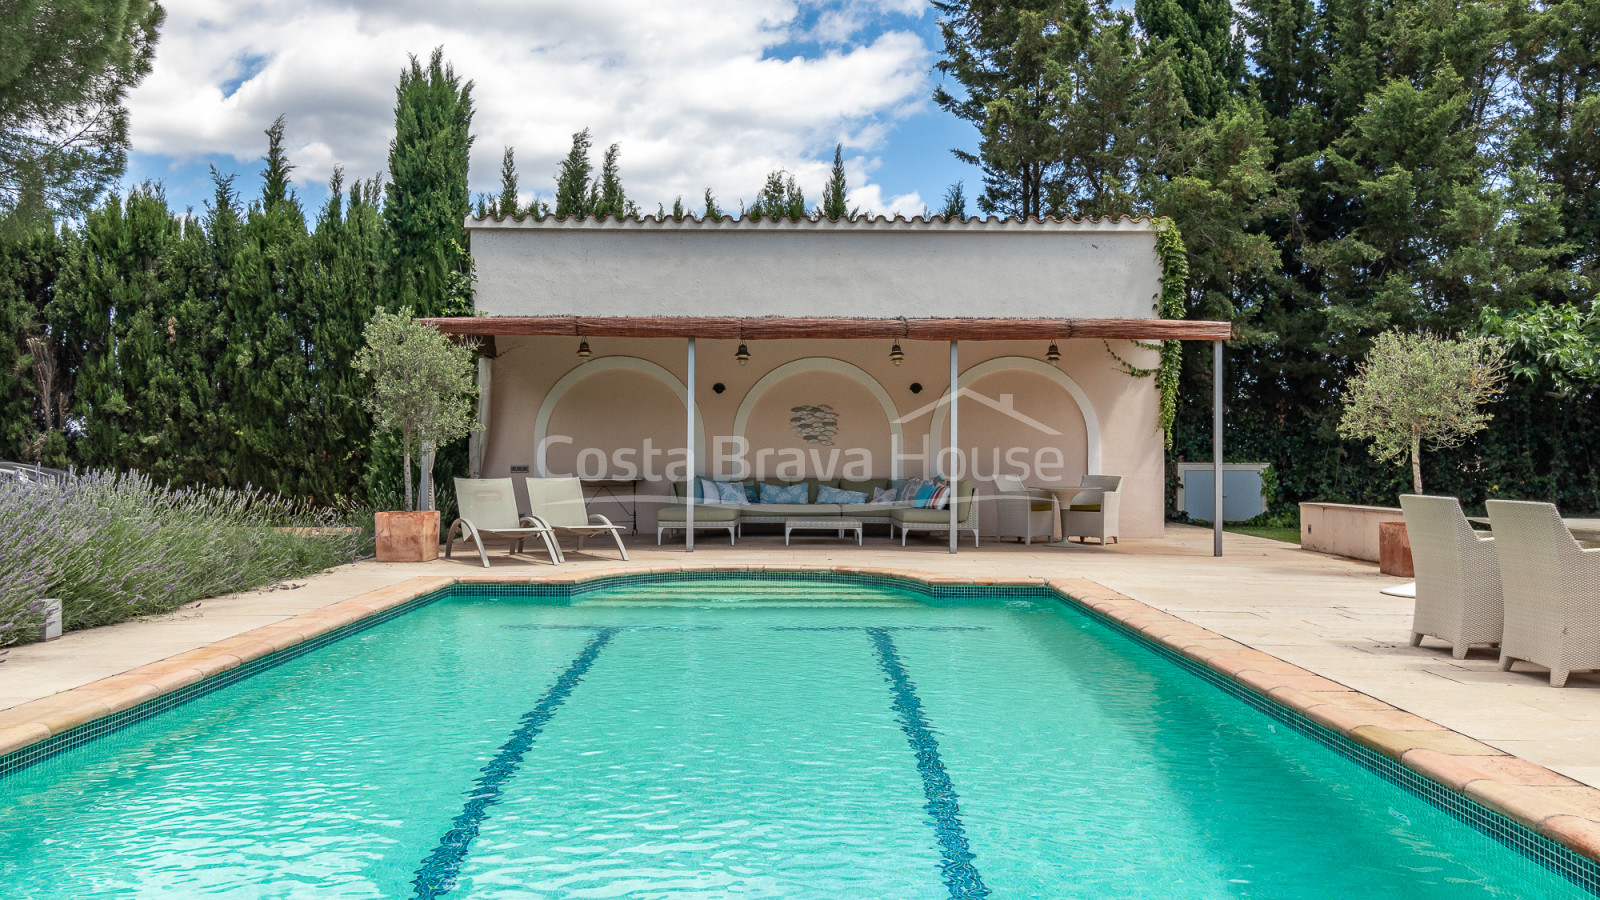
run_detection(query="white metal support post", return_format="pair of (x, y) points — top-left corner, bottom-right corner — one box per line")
(949, 340), (959, 555)
(1213, 339), (1224, 558)
(686, 337), (696, 553)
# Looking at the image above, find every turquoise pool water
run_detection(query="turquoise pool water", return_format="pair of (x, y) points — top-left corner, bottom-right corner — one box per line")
(0, 576), (1591, 898)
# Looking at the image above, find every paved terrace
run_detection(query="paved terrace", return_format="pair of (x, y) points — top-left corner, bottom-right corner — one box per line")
(4, 525), (1598, 796)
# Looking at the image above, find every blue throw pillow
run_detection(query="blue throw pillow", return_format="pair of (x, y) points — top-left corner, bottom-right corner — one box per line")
(912, 480), (940, 507)
(743, 482), (761, 503)
(759, 482), (808, 504)
(714, 481), (749, 506)
(817, 485), (868, 504)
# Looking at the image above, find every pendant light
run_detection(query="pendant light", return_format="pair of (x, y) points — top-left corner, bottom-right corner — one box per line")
(577, 339), (592, 362)
(736, 343), (751, 366)
(1046, 342), (1060, 365)
(890, 342), (905, 366)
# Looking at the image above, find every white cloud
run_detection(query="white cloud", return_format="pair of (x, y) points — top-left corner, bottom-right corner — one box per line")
(127, 0), (935, 215)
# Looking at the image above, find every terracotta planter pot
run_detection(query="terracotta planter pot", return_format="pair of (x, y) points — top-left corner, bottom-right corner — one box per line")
(1378, 520), (1415, 577)
(374, 510), (441, 563)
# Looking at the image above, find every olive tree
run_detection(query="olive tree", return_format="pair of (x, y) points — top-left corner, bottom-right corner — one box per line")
(1339, 331), (1507, 495)
(353, 308), (478, 512)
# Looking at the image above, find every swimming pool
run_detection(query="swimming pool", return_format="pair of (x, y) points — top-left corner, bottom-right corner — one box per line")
(0, 575), (1593, 898)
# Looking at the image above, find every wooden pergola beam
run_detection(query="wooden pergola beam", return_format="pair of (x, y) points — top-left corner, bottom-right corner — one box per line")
(417, 315), (1233, 341)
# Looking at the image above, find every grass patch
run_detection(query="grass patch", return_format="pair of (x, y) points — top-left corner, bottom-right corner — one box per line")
(1225, 524), (1301, 544)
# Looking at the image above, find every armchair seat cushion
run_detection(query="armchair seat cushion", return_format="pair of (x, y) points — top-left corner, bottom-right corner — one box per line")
(892, 508), (962, 525)
(657, 505), (739, 523)
(748, 503), (843, 517)
(837, 503), (909, 516)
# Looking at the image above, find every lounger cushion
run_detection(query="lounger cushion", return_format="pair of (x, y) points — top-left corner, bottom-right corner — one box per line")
(657, 505), (739, 523)
(1030, 501), (1055, 512)
(1069, 504), (1102, 512)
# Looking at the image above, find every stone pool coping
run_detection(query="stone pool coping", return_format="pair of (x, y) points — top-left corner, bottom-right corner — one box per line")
(4, 563), (1600, 867)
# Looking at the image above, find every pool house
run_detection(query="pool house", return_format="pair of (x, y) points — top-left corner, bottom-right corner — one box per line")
(422, 214), (1232, 552)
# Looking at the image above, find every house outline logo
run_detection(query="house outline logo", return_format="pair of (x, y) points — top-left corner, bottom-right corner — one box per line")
(893, 389), (1062, 436)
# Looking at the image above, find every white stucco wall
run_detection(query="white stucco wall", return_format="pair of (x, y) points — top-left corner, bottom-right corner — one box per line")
(467, 217), (1163, 320)
(479, 337), (1167, 539)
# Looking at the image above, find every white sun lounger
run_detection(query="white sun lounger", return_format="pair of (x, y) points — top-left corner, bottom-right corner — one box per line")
(524, 476), (629, 561)
(446, 477), (563, 567)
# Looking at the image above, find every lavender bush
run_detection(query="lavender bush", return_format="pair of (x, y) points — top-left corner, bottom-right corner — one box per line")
(0, 472), (370, 646)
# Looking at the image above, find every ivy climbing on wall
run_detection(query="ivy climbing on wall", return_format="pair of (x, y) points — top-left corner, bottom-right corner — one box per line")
(1108, 218), (1191, 449)
(1152, 217), (1189, 449)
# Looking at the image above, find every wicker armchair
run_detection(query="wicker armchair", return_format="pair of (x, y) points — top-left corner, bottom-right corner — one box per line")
(992, 474), (1056, 544)
(1485, 499), (1600, 687)
(1399, 494), (1502, 659)
(1062, 475), (1122, 545)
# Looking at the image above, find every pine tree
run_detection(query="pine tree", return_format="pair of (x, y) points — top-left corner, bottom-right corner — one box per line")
(933, 0), (1093, 217)
(383, 48), (474, 318)
(0, 0), (164, 233)
(554, 128), (594, 218)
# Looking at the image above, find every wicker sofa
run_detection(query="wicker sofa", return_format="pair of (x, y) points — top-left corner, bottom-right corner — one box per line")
(658, 477), (975, 544)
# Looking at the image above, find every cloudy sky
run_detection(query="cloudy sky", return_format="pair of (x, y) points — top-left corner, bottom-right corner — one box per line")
(122, 0), (981, 218)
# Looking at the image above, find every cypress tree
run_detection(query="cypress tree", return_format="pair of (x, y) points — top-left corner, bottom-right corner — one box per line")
(383, 47), (474, 317)
(745, 170), (806, 221)
(1134, 0), (1247, 119)
(591, 142), (637, 219)
(489, 146), (520, 218)
(0, 229), (64, 463)
(54, 185), (185, 473)
(294, 167), (384, 501)
(702, 189), (723, 221)
(939, 181), (968, 220)
(554, 128), (594, 218)
(223, 119), (311, 491)
(1511, 0), (1600, 292)
(819, 144), (857, 220)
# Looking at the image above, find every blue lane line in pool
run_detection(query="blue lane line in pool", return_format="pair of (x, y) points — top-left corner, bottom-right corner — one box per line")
(500, 624), (723, 632)
(865, 627), (991, 900)
(771, 625), (990, 632)
(411, 626), (620, 899)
